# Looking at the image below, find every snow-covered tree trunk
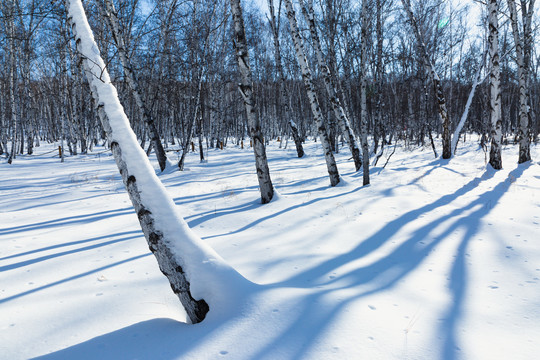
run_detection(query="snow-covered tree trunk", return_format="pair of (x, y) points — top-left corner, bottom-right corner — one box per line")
(284, 0), (340, 186)
(299, 0), (361, 171)
(267, 0), (304, 158)
(101, 0), (168, 171)
(230, 0), (275, 203)
(359, 0), (371, 185)
(507, 0), (534, 163)
(488, 0), (503, 169)
(64, 0), (244, 324)
(401, 0), (452, 159)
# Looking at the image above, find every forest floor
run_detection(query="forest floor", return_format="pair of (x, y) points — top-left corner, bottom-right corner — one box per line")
(1, 137), (540, 360)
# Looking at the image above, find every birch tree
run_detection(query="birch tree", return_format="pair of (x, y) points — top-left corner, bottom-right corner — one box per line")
(488, 0), (503, 169)
(63, 0), (247, 323)
(230, 0), (275, 203)
(298, 0), (362, 171)
(373, 0), (387, 164)
(359, 0), (371, 185)
(3, 0), (18, 164)
(506, 0), (534, 163)
(284, 0), (340, 186)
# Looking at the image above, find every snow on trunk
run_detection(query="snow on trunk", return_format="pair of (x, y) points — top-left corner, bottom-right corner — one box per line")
(65, 0), (246, 324)
(284, 0), (340, 186)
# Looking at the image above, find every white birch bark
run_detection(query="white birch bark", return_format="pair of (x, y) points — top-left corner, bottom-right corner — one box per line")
(64, 0), (246, 323)
(373, 0), (385, 163)
(488, 0), (503, 169)
(230, 0), (275, 203)
(452, 52), (486, 155)
(360, 0), (371, 185)
(6, 0), (17, 164)
(507, 0), (534, 163)
(283, 0), (340, 186)
(299, 0), (361, 171)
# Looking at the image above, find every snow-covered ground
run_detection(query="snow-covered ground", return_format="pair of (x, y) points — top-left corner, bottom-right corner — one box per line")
(1, 138), (539, 360)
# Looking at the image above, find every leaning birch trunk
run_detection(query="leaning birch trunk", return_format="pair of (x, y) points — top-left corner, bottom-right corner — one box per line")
(284, 0), (340, 186)
(230, 0), (274, 203)
(359, 0), (371, 185)
(299, 0), (361, 171)
(452, 52), (486, 155)
(102, 0), (168, 171)
(267, 0), (304, 158)
(401, 0), (452, 159)
(488, 0), (503, 169)
(64, 0), (245, 324)
(507, 0), (533, 163)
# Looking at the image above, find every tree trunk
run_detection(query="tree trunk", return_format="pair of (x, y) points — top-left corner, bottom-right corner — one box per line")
(230, 0), (275, 203)
(63, 0), (244, 324)
(7, 0), (17, 165)
(507, 0), (534, 163)
(452, 52), (486, 155)
(488, 0), (503, 169)
(360, 0), (371, 185)
(299, 0), (362, 171)
(284, 0), (340, 186)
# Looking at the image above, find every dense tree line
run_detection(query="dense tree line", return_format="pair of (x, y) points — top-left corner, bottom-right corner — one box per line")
(1, 0), (539, 169)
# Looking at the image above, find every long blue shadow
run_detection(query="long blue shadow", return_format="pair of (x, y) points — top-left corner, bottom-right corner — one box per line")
(254, 164), (528, 359)
(0, 208), (132, 236)
(0, 233), (141, 272)
(0, 253), (150, 304)
(30, 319), (188, 360)
(0, 231), (141, 261)
(202, 185), (364, 240)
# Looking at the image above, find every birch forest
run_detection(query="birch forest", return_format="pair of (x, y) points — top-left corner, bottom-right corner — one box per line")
(3, 1), (540, 358)
(1, 0), (538, 171)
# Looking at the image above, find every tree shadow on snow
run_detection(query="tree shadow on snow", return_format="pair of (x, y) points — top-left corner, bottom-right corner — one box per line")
(0, 208), (133, 236)
(28, 163), (530, 360)
(0, 231), (141, 271)
(30, 318), (213, 360)
(253, 163), (529, 359)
